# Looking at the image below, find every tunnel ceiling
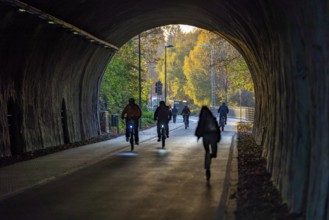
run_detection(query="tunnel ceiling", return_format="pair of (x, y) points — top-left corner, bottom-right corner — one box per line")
(18, 0), (272, 48)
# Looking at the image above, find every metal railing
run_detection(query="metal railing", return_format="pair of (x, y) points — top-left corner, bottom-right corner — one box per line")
(228, 107), (255, 122)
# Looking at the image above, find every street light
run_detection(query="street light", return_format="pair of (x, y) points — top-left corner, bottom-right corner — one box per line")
(198, 44), (216, 107)
(164, 44), (174, 103)
(138, 34), (142, 129)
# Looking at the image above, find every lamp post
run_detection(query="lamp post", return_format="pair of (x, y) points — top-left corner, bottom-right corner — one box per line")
(164, 44), (174, 103)
(199, 44), (216, 107)
(138, 34), (142, 129)
(239, 89), (242, 122)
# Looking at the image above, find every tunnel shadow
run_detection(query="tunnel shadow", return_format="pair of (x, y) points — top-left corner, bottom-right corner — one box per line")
(7, 97), (25, 156)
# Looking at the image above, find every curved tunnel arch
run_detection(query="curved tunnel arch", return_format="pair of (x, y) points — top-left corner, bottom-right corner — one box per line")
(0, 0), (328, 218)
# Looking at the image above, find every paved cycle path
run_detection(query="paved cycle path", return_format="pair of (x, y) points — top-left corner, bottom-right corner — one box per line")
(0, 116), (238, 220)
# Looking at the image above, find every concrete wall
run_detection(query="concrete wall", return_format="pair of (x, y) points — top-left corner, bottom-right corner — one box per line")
(0, 5), (113, 156)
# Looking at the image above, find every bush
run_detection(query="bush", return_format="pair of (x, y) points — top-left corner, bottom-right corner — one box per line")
(141, 110), (155, 127)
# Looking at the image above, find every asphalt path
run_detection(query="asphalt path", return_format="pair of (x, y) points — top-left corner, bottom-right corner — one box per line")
(0, 117), (236, 220)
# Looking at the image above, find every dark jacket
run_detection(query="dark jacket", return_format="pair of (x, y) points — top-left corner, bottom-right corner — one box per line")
(172, 107), (178, 116)
(218, 104), (229, 115)
(121, 103), (142, 120)
(154, 105), (172, 123)
(195, 106), (221, 142)
(181, 107), (191, 115)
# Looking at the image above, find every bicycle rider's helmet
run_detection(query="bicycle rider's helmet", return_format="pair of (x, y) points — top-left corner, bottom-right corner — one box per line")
(129, 98), (135, 103)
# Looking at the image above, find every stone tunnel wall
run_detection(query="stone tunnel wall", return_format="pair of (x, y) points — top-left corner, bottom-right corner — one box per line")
(209, 1), (329, 218)
(0, 5), (112, 157)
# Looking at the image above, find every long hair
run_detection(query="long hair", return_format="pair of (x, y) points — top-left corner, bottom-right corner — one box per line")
(195, 106), (220, 141)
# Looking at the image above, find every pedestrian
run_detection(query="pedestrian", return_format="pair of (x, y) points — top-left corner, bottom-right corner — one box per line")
(195, 106), (221, 181)
(181, 105), (191, 127)
(172, 105), (178, 123)
(121, 98), (142, 145)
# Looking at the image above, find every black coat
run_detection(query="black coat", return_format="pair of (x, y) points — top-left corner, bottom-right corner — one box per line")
(195, 106), (221, 143)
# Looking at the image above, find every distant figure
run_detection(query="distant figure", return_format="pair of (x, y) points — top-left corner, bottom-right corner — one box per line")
(172, 106), (178, 123)
(195, 106), (221, 181)
(218, 102), (229, 124)
(121, 98), (142, 145)
(154, 101), (172, 141)
(181, 105), (191, 127)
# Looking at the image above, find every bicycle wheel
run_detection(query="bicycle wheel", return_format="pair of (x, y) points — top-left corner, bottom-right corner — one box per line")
(220, 117), (225, 131)
(161, 127), (166, 149)
(130, 132), (134, 151)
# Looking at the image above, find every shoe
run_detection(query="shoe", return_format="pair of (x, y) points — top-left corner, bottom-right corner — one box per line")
(166, 135), (169, 138)
(126, 137), (129, 142)
(135, 141), (139, 145)
(157, 138), (160, 142)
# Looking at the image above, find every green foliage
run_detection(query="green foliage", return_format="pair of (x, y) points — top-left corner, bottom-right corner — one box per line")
(141, 110), (155, 127)
(101, 41), (140, 114)
(100, 29), (165, 129)
(100, 35), (159, 115)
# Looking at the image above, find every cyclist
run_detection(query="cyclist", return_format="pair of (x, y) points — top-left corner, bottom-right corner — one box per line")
(218, 102), (229, 125)
(181, 105), (191, 127)
(154, 101), (172, 141)
(195, 106), (221, 181)
(121, 98), (142, 145)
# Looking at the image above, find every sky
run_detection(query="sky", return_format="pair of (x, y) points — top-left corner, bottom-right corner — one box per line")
(180, 25), (196, 33)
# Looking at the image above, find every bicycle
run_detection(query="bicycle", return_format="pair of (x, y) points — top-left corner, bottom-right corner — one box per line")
(219, 115), (225, 131)
(160, 122), (166, 149)
(127, 120), (135, 151)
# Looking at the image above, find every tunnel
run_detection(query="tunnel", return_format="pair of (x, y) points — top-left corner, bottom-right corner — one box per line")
(0, 0), (328, 219)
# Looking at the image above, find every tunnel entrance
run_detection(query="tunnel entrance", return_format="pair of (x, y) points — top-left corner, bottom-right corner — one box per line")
(61, 99), (70, 144)
(100, 25), (255, 123)
(7, 97), (25, 156)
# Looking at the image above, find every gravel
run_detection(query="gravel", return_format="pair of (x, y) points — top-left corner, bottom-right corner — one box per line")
(235, 122), (302, 220)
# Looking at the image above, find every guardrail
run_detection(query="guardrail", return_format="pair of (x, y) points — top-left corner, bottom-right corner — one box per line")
(228, 107), (255, 122)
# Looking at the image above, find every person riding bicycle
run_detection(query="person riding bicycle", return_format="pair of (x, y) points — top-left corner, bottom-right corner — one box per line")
(195, 106), (221, 181)
(181, 105), (191, 127)
(121, 98), (142, 145)
(218, 102), (229, 125)
(154, 101), (172, 141)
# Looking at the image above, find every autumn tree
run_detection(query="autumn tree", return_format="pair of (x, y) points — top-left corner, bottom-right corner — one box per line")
(156, 26), (199, 102)
(183, 29), (254, 107)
